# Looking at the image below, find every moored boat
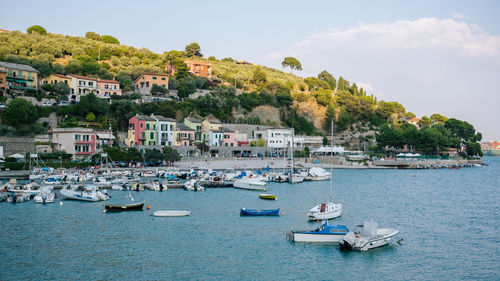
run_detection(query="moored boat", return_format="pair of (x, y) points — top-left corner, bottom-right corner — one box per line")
(60, 184), (109, 202)
(339, 221), (399, 251)
(233, 179), (267, 191)
(288, 220), (349, 243)
(259, 194), (277, 200)
(104, 201), (145, 212)
(240, 208), (280, 216)
(153, 210), (190, 217)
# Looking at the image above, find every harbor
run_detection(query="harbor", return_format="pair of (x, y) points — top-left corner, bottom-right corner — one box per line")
(0, 157), (498, 280)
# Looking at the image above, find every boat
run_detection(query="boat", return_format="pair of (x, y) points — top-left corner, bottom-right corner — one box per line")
(307, 167), (331, 181)
(233, 179), (267, 191)
(34, 187), (55, 203)
(288, 130), (304, 184)
(339, 221), (399, 251)
(308, 120), (343, 220)
(287, 220), (349, 242)
(240, 208), (280, 216)
(5, 181), (41, 195)
(183, 179), (205, 191)
(104, 201), (144, 212)
(259, 194), (277, 200)
(153, 210), (191, 217)
(59, 184), (110, 202)
(7, 192), (32, 203)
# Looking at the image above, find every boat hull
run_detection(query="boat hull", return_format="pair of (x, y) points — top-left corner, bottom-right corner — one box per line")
(104, 202), (144, 212)
(308, 203), (343, 220)
(291, 232), (345, 243)
(153, 210), (190, 217)
(259, 194), (277, 200)
(240, 208), (280, 216)
(339, 229), (399, 251)
(233, 180), (267, 191)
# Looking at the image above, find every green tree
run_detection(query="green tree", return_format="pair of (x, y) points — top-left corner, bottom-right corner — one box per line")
(337, 76), (345, 91)
(2, 99), (38, 127)
(162, 147), (181, 163)
(405, 112), (416, 119)
(185, 42), (202, 57)
(318, 70), (336, 90)
(253, 66), (267, 83)
(27, 25), (47, 35)
(101, 35), (120, 44)
(52, 82), (70, 96)
(65, 59), (83, 74)
(465, 141), (482, 157)
(221, 57), (235, 62)
(76, 93), (109, 118)
(257, 138), (265, 147)
(314, 88), (333, 106)
(276, 92), (293, 107)
(151, 84), (168, 95)
(127, 147), (143, 162)
(177, 77), (197, 99)
(304, 77), (330, 90)
(85, 31), (101, 40)
(281, 57), (302, 74)
(144, 149), (165, 163)
(85, 112), (96, 122)
(418, 116), (432, 127)
(430, 113), (448, 125)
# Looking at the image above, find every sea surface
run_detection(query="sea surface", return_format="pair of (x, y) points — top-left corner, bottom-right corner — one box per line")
(1, 157), (499, 280)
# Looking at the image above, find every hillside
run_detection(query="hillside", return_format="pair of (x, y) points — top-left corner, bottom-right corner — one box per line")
(0, 26), (484, 157)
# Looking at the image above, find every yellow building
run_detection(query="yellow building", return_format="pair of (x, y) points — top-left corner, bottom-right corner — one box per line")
(41, 74), (72, 86)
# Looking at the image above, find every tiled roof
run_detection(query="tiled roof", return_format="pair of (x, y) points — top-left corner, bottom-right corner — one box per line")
(0, 61), (39, 73)
(185, 117), (202, 123)
(176, 123), (195, 131)
(407, 118), (420, 122)
(51, 73), (71, 79)
(67, 74), (98, 81)
(98, 78), (119, 84)
(135, 115), (156, 121)
(152, 115), (175, 122)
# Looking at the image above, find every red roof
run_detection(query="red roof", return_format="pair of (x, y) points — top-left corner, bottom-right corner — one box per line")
(52, 73), (70, 78)
(98, 78), (119, 84)
(68, 74), (98, 81)
(407, 118), (420, 122)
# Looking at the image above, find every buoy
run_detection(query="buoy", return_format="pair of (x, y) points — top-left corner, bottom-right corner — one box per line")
(59, 201), (63, 206)
(413, 175), (416, 177)
(146, 205), (151, 210)
(102, 209), (107, 213)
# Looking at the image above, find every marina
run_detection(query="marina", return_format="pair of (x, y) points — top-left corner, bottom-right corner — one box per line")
(0, 157), (498, 280)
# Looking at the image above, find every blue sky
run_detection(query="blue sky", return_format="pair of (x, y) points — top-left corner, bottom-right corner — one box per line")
(1, 0), (499, 140)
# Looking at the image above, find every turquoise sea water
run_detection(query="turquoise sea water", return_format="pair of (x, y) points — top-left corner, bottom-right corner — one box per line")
(1, 157), (499, 280)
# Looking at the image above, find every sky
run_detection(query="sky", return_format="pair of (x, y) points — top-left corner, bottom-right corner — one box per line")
(1, 0), (499, 140)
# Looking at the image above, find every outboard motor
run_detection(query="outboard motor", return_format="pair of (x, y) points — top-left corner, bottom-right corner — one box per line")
(339, 232), (356, 251)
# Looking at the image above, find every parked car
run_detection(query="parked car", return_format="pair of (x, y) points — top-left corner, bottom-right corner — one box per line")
(257, 153), (264, 157)
(271, 153), (278, 157)
(58, 101), (69, 106)
(249, 153), (257, 157)
(41, 101), (53, 107)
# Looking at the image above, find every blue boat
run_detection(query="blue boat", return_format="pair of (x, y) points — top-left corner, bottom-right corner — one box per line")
(240, 208), (280, 216)
(287, 220), (349, 243)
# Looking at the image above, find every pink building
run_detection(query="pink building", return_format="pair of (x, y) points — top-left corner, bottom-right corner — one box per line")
(50, 128), (114, 159)
(97, 79), (121, 101)
(176, 123), (195, 146)
(127, 115), (155, 146)
(222, 128), (238, 147)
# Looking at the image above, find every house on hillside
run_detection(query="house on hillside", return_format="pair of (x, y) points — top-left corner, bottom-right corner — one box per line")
(50, 127), (114, 159)
(406, 118), (421, 129)
(67, 74), (98, 102)
(0, 61), (39, 91)
(184, 117), (203, 144)
(41, 73), (72, 86)
(126, 115), (157, 147)
(151, 115), (176, 146)
(0, 70), (6, 94)
(184, 60), (212, 78)
(174, 123), (195, 146)
(97, 79), (121, 101)
(134, 73), (169, 96)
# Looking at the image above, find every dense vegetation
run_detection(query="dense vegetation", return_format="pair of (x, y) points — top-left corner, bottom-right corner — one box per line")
(0, 26), (483, 156)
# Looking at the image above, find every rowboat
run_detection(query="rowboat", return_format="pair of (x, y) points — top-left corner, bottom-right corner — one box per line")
(240, 208), (280, 216)
(153, 210), (191, 217)
(104, 201), (144, 212)
(259, 194), (277, 200)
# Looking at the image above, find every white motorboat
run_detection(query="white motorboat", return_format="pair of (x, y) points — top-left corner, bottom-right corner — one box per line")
(308, 121), (343, 220)
(307, 167), (331, 181)
(34, 187), (55, 203)
(184, 179), (205, 191)
(288, 174), (304, 183)
(339, 221), (399, 251)
(59, 184), (109, 202)
(233, 178), (267, 191)
(6, 181), (41, 195)
(288, 220), (349, 243)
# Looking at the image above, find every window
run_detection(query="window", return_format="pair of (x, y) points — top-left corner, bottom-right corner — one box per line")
(105, 84), (109, 89)
(161, 77), (166, 80)
(146, 124), (150, 130)
(64, 80), (68, 84)
(230, 143), (234, 147)
(88, 82), (93, 87)
(83, 145), (89, 152)
(140, 123), (143, 128)
(153, 77), (157, 80)
(75, 134), (81, 141)
(75, 145), (81, 152)
(150, 132), (154, 139)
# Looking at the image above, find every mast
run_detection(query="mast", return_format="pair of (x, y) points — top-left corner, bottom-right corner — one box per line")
(291, 128), (294, 176)
(330, 120), (333, 202)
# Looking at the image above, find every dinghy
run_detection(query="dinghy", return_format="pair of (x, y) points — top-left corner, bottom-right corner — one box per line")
(339, 221), (399, 251)
(104, 201), (144, 212)
(259, 194), (277, 200)
(153, 210), (190, 217)
(240, 208), (280, 216)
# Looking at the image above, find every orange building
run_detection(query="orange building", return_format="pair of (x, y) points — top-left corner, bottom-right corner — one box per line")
(134, 73), (169, 95)
(184, 60), (212, 78)
(0, 70), (6, 93)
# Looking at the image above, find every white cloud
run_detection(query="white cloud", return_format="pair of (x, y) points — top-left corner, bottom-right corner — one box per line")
(262, 17), (500, 140)
(452, 12), (465, 20)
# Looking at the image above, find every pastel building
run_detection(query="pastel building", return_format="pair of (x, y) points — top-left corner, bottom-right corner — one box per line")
(267, 128), (293, 149)
(222, 128), (237, 147)
(406, 118), (421, 129)
(0, 61), (39, 90)
(184, 117), (203, 144)
(41, 73), (72, 86)
(0, 70), (6, 93)
(134, 73), (169, 95)
(126, 115), (157, 147)
(152, 115), (176, 146)
(97, 79), (121, 101)
(184, 60), (212, 78)
(175, 123), (195, 146)
(67, 74), (98, 102)
(50, 127), (114, 159)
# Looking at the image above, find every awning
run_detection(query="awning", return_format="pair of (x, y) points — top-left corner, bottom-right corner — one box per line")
(96, 133), (115, 139)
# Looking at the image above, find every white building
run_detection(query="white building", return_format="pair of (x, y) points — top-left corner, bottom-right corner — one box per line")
(67, 74), (98, 102)
(267, 128), (293, 148)
(209, 131), (224, 147)
(152, 115), (176, 146)
(50, 128), (114, 159)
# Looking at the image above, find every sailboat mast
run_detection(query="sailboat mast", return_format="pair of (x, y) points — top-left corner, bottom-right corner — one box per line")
(291, 128), (294, 175)
(330, 120), (333, 202)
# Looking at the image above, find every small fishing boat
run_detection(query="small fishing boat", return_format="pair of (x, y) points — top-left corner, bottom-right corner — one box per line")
(233, 179), (267, 191)
(259, 194), (277, 200)
(104, 201), (145, 212)
(240, 208), (280, 216)
(287, 220), (349, 243)
(60, 184), (109, 202)
(339, 221), (399, 251)
(184, 179), (205, 191)
(153, 210), (190, 217)
(34, 187), (55, 203)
